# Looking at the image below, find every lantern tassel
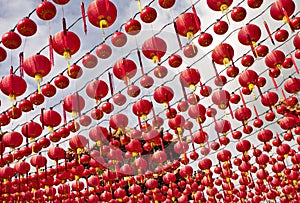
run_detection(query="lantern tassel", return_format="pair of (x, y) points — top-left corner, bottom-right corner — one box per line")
(137, 49), (144, 75)
(121, 59), (128, 86)
(41, 108), (45, 129)
(281, 88), (287, 100)
(290, 54), (299, 74)
(173, 22), (182, 50)
(271, 77), (278, 90)
(19, 52), (24, 77)
(191, 5), (201, 31)
(81, 2), (87, 35)
(253, 105), (259, 118)
(239, 90), (247, 107)
(49, 35), (54, 66)
(228, 104), (234, 119)
(62, 17), (67, 36)
(137, 0), (142, 13)
(76, 93), (82, 117)
(263, 21), (275, 45)
(152, 35), (161, 62)
(212, 60), (219, 77)
(108, 72), (114, 96)
(63, 102), (67, 125)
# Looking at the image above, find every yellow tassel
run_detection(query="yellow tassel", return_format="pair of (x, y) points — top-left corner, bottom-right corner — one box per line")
(220, 4), (230, 24)
(137, 0), (142, 12)
(63, 51), (71, 60)
(152, 55), (158, 64)
(186, 31), (194, 40)
(100, 19), (108, 42)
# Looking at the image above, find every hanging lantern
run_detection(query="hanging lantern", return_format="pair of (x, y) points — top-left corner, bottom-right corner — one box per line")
(2, 131), (23, 149)
(40, 109), (62, 131)
(113, 58), (137, 84)
(36, 1), (57, 21)
(284, 77), (300, 94)
(16, 18), (37, 37)
(293, 32), (300, 49)
(82, 53), (98, 69)
(270, 0), (295, 25)
(21, 121), (43, 140)
(153, 86), (174, 107)
(140, 6), (157, 23)
(211, 43), (234, 66)
(132, 99), (153, 120)
(175, 12), (201, 39)
(53, 0), (70, 5)
(238, 69), (259, 93)
(248, 0), (263, 8)
(0, 46), (7, 62)
(47, 146), (65, 168)
(142, 37), (167, 63)
(213, 20), (229, 35)
(96, 43), (112, 59)
(198, 32), (213, 47)
(125, 19), (142, 35)
(158, 0), (176, 9)
(261, 92), (279, 110)
(67, 64), (83, 79)
(1, 31), (22, 49)
(63, 94), (85, 116)
(41, 83), (57, 97)
(22, 54), (52, 92)
(180, 67), (201, 90)
(87, 0), (117, 29)
(111, 31), (127, 47)
(109, 113), (128, 132)
(86, 79), (109, 102)
(206, 0), (233, 12)
(238, 24), (261, 57)
(231, 7), (247, 22)
(187, 104), (206, 123)
(265, 50), (286, 69)
(52, 31), (81, 59)
(54, 74), (70, 89)
(30, 155), (47, 169)
(0, 72), (27, 101)
(211, 89), (230, 109)
(69, 135), (88, 154)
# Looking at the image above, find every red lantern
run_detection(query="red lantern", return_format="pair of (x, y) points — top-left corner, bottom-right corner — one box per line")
(30, 92), (45, 106)
(113, 59), (137, 83)
(180, 68), (201, 90)
(113, 93), (127, 106)
(36, 1), (57, 21)
(53, 0), (70, 5)
(111, 31), (127, 47)
(52, 31), (81, 59)
(211, 43), (234, 65)
(109, 113), (128, 131)
(275, 29), (289, 42)
(187, 104), (206, 123)
(198, 32), (213, 47)
(54, 75), (70, 89)
(1, 31), (22, 49)
(69, 135), (88, 153)
(168, 54), (182, 68)
(142, 37), (167, 63)
(18, 99), (33, 112)
(261, 92), (279, 108)
(213, 20), (229, 35)
(41, 83), (56, 97)
(82, 53), (98, 69)
(154, 65), (168, 78)
(86, 80), (109, 101)
(247, 0), (263, 8)
(2, 131), (23, 149)
(0, 46), (7, 62)
(211, 89), (230, 109)
(140, 6), (157, 23)
(175, 13), (201, 39)
(158, 0), (176, 9)
(0, 72), (27, 101)
(87, 0), (117, 28)
(40, 109), (62, 130)
(125, 19), (142, 35)
(67, 64), (83, 79)
(234, 107), (252, 125)
(238, 69), (258, 92)
(238, 24), (261, 45)
(284, 77), (300, 94)
(22, 54), (52, 90)
(206, 0), (233, 12)
(257, 129), (273, 143)
(47, 147), (65, 167)
(231, 7), (247, 22)
(17, 18), (37, 37)
(132, 99), (153, 120)
(63, 94), (85, 115)
(217, 149), (231, 162)
(265, 50), (285, 69)
(14, 161), (30, 175)
(96, 43), (112, 59)
(270, 0), (295, 22)
(21, 121), (43, 140)
(153, 86), (174, 106)
(30, 155), (47, 168)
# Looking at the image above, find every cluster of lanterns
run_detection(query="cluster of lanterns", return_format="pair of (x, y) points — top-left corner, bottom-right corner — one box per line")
(0, 0), (299, 202)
